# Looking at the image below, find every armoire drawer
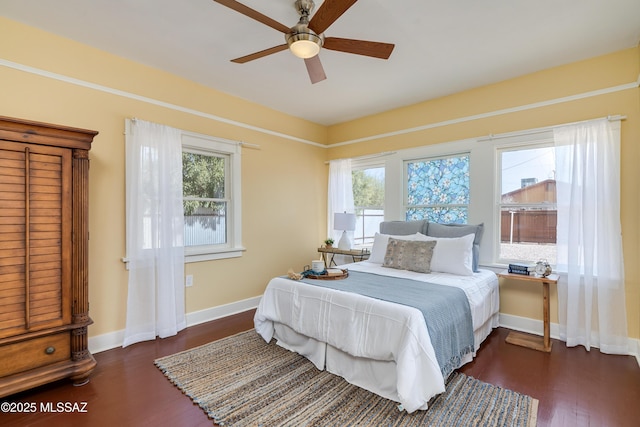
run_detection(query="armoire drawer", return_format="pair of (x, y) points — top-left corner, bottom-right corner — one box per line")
(0, 332), (70, 377)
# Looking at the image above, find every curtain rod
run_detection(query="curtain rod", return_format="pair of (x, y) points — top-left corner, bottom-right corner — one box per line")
(239, 141), (261, 149)
(324, 151), (396, 165)
(128, 118), (261, 149)
(478, 115), (626, 142)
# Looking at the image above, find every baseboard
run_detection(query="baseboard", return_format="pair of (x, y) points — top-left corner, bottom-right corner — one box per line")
(185, 295), (261, 327)
(88, 295), (261, 354)
(498, 313), (561, 340)
(88, 329), (125, 354)
(499, 313), (640, 367)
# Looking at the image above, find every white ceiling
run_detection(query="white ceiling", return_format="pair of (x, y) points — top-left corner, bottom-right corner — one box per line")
(2, 0), (639, 126)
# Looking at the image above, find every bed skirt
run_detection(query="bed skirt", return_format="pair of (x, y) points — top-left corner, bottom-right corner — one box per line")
(269, 311), (499, 411)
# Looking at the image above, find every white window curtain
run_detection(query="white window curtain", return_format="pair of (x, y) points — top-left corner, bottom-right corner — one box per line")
(123, 119), (186, 347)
(554, 118), (628, 354)
(327, 159), (354, 244)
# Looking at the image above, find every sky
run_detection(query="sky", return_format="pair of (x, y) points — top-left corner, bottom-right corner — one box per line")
(501, 146), (555, 194)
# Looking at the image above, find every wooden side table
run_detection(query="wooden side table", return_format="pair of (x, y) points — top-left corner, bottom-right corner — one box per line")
(317, 247), (370, 267)
(498, 270), (559, 353)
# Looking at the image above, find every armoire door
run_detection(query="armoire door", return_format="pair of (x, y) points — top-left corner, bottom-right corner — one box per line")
(0, 139), (72, 339)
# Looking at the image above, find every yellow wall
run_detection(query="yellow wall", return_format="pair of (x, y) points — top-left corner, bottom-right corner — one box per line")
(1, 16), (639, 343)
(0, 17), (329, 338)
(327, 47), (640, 340)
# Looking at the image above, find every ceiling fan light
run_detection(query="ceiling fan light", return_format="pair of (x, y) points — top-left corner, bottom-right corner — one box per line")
(287, 32), (323, 59)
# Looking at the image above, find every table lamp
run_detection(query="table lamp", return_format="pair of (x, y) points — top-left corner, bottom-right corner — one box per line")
(334, 212), (356, 250)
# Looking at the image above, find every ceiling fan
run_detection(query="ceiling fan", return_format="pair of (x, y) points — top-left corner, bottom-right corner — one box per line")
(214, 0), (395, 84)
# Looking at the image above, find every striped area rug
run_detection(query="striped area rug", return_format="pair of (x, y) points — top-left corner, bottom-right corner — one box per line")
(155, 330), (538, 426)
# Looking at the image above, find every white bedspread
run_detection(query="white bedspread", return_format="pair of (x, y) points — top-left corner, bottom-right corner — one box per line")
(254, 261), (498, 413)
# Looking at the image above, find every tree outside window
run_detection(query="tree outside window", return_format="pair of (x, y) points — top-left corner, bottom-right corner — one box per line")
(352, 167), (384, 246)
(182, 150), (228, 246)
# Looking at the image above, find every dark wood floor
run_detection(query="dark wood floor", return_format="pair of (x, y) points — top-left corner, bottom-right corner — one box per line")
(1, 310), (639, 426)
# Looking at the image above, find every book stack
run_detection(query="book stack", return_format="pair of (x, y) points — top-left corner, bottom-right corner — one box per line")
(326, 268), (345, 277)
(508, 263), (535, 275)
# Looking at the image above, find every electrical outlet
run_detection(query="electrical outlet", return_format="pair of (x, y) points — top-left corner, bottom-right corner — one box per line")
(186, 275), (193, 287)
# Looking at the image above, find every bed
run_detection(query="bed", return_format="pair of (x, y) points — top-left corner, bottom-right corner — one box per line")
(254, 220), (499, 413)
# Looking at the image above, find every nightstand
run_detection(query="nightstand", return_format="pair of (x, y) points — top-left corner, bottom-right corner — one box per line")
(498, 270), (559, 352)
(317, 247), (370, 267)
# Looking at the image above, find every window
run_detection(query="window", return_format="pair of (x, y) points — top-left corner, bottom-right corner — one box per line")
(380, 118), (621, 268)
(405, 154), (469, 223)
(352, 163), (385, 246)
(182, 132), (243, 262)
(498, 145), (556, 264)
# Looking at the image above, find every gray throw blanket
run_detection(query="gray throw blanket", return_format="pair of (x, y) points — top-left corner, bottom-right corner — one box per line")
(301, 270), (474, 378)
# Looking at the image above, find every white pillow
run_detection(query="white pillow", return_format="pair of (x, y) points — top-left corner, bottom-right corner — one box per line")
(421, 233), (475, 276)
(369, 232), (428, 264)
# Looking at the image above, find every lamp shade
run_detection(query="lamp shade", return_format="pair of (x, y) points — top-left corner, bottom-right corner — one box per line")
(334, 212), (356, 231)
(289, 37), (321, 59)
(286, 24), (323, 59)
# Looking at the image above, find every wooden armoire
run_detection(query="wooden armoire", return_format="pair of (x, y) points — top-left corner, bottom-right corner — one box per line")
(0, 116), (97, 397)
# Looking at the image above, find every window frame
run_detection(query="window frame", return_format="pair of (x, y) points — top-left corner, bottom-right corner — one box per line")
(181, 131), (244, 263)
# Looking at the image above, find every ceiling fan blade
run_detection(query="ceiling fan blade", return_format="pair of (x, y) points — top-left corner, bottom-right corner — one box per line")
(308, 0), (358, 34)
(323, 37), (395, 59)
(231, 44), (288, 63)
(213, 0), (290, 33)
(304, 55), (327, 84)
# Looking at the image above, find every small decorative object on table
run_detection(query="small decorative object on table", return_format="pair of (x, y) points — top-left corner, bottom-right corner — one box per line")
(287, 268), (303, 280)
(535, 259), (552, 277)
(311, 260), (325, 274)
(323, 238), (334, 248)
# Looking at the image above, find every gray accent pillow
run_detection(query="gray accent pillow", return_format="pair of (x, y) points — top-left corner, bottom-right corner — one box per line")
(426, 223), (484, 272)
(380, 220), (428, 236)
(383, 238), (437, 274)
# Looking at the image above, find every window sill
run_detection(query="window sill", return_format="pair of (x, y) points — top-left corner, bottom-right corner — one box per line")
(122, 247), (246, 269)
(185, 247), (246, 263)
